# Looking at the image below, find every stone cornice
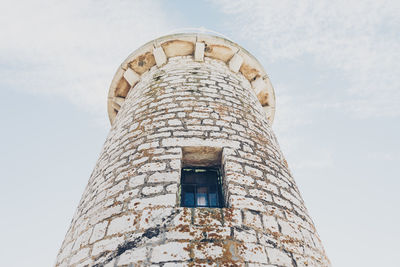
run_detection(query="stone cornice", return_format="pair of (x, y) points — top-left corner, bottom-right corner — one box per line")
(108, 33), (276, 125)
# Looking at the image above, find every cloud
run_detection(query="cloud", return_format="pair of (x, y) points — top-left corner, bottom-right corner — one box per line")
(210, 0), (400, 119)
(0, 0), (177, 122)
(367, 152), (398, 161)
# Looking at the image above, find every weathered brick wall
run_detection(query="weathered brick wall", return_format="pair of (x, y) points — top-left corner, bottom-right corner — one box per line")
(56, 56), (330, 266)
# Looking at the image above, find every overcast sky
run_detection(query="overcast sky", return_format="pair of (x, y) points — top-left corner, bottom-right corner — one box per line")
(1, 0), (399, 266)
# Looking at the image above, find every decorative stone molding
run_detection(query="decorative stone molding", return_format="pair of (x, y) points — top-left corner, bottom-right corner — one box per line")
(194, 42), (205, 62)
(107, 33), (276, 125)
(228, 53), (243, 73)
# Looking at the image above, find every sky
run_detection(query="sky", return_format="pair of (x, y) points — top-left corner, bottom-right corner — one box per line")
(0, 0), (399, 266)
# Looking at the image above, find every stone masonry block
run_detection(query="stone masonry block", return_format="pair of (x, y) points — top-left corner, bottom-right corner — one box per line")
(139, 207), (173, 229)
(238, 243), (268, 264)
(137, 162), (166, 173)
(244, 210), (263, 230)
(267, 247), (293, 266)
(234, 228), (258, 243)
(193, 241), (223, 259)
(92, 236), (124, 256)
(249, 188), (273, 202)
(278, 219), (303, 241)
(228, 53), (244, 73)
(123, 68), (140, 86)
(142, 185), (163, 195)
(262, 215), (279, 234)
(147, 171), (180, 183)
(225, 172), (254, 186)
(245, 165), (263, 177)
(251, 77), (267, 95)
(90, 220), (108, 244)
(71, 228), (91, 252)
(195, 42), (205, 62)
(223, 208), (242, 227)
(153, 46), (167, 67)
(229, 195), (265, 212)
(69, 247), (90, 265)
(129, 194), (176, 210)
(89, 204), (123, 225)
(107, 214), (137, 235)
(151, 242), (190, 262)
(128, 174), (146, 188)
(118, 246), (148, 265)
(194, 208), (223, 226)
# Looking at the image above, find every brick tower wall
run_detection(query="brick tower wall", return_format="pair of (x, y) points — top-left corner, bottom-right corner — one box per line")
(55, 45), (330, 266)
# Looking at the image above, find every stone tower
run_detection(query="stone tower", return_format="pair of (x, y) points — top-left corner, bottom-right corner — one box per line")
(55, 33), (330, 266)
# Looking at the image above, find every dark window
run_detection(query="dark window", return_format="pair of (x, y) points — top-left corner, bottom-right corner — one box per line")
(181, 167), (223, 208)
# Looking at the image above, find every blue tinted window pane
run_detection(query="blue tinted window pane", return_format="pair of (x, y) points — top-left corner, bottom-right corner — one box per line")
(183, 171), (196, 183)
(196, 174), (208, 184)
(209, 185), (217, 206)
(183, 185), (195, 207)
(209, 192), (217, 207)
(197, 186), (208, 207)
(181, 167), (222, 208)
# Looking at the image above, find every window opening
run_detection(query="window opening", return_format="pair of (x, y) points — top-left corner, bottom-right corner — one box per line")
(181, 167), (223, 208)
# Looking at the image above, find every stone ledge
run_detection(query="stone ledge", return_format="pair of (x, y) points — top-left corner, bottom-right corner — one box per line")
(107, 33), (276, 125)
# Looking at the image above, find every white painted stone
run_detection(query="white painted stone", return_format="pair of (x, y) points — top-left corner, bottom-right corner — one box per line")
(137, 141), (159, 151)
(137, 162), (166, 173)
(153, 46), (167, 67)
(151, 242), (190, 262)
(249, 188), (273, 202)
(193, 242), (223, 259)
(228, 183), (247, 196)
(234, 228), (258, 243)
(225, 162), (243, 172)
(168, 119), (182, 126)
(278, 219), (303, 240)
(273, 195), (292, 210)
(170, 159), (181, 170)
(112, 101), (121, 111)
(69, 247), (90, 265)
(229, 195), (265, 212)
(139, 207), (173, 228)
(92, 236), (124, 256)
(56, 241), (73, 264)
(262, 215), (279, 233)
(225, 172), (254, 186)
(228, 53), (243, 73)
(107, 214), (137, 235)
(166, 183), (178, 193)
(268, 248), (293, 266)
(244, 210), (263, 230)
(251, 77), (267, 95)
(106, 180), (126, 197)
(147, 171), (179, 183)
(131, 156), (149, 166)
(71, 228), (91, 251)
(128, 174), (146, 188)
(89, 204), (122, 225)
(123, 68), (140, 86)
(142, 185), (163, 195)
(239, 243), (268, 264)
(118, 246), (148, 264)
(89, 220), (108, 244)
(115, 188), (139, 202)
(113, 96), (125, 107)
(128, 194), (176, 210)
(194, 42), (205, 62)
(245, 165), (263, 177)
